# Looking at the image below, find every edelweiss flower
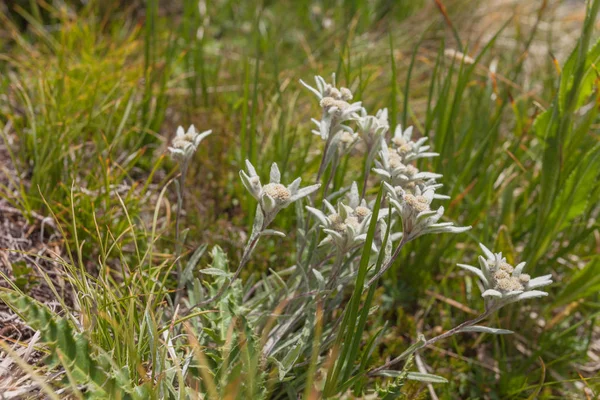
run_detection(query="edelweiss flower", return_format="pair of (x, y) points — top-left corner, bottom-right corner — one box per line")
(384, 183), (470, 241)
(333, 129), (360, 155)
(373, 140), (441, 187)
(457, 243), (553, 306)
(355, 108), (389, 150)
(168, 125), (212, 161)
(299, 74), (353, 101)
(385, 180), (449, 203)
(306, 182), (380, 252)
(240, 160), (321, 222)
(301, 74), (362, 140)
(390, 125), (438, 163)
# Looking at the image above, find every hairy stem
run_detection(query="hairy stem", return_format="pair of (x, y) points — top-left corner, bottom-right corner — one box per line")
(366, 236), (408, 287)
(174, 162), (189, 307)
(191, 208), (267, 309)
(325, 248), (345, 290)
(368, 308), (495, 376)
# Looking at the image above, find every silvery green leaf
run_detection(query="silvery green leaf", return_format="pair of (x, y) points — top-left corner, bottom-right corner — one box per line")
(406, 372), (448, 384)
(417, 152), (439, 158)
(270, 162), (281, 183)
(200, 268), (232, 277)
(478, 255), (489, 270)
(514, 290), (549, 301)
(253, 204), (264, 231)
(323, 139), (339, 166)
(239, 170), (259, 199)
(482, 289), (502, 298)
(323, 229), (343, 241)
(458, 326), (513, 335)
(348, 182), (360, 208)
(380, 219), (392, 266)
(280, 317), (312, 380)
(288, 177), (302, 194)
(415, 172), (443, 180)
(305, 206), (328, 226)
(183, 244), (207, 282)
(262, 194), (277, 213)
(323, 199), (337, 214)
(320, 117), (330, 140)
(429, 225), (471, 234)
(268, 268), (288, 291)
(195, 129), (212, 144)
(513, 261), (527, 276)
(318, 236), (332, 247)
(316, 75), (325, 92)
(245, 159), (257, 176)
(415, 210), (439, 221)
(299, 79), (321, 98)
(261, 229), (286, 237)
(479, 243), (495, 260)
(312, 269), (325, 288)
(355, 233), (367, 242)
(376, 370), (404, 378)
(168, 147), (185, 156)
(527, 275), (553, 289)
(372, 168), (391, 179)
(289, 184), (321, 202)
(457, 263), (488, 286)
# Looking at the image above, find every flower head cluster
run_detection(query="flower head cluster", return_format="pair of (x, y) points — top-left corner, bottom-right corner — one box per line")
(355, 108), (389, 150)
(374, 140), (442, 190)
(333, 129), (360, 155)
(458, 243), (553, 305)
(384, 182), (470, 241)
(240, 160), (320, 222)
(168, 125), (212, 162)
(301, 74), (362, 141)
(389, 125), (438, 163)
(300, 74), (352, 101)
(306, 183), (380, 252)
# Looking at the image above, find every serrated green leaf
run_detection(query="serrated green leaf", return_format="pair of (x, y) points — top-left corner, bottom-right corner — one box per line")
(533, 108), (551, 139)
(0, 291), (121, 395)
(553, 258), (600, 307)
(549, 143), (600, 232)
(559, 38), (600, 114)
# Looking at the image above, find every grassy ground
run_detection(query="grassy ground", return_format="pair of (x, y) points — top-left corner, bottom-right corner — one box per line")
(0, 0), (599, 398)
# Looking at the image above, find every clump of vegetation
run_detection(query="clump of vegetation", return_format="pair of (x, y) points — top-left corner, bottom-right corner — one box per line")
(1, 0), (599, 399)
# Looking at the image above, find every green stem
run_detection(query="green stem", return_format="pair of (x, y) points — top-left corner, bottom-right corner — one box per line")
(174, 161), (189, 307)
(190, 206), (267, 309)
(368, 308), (495, 376)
